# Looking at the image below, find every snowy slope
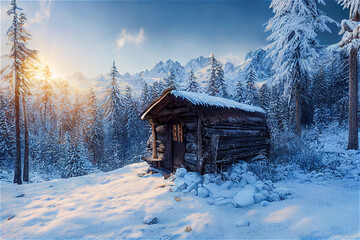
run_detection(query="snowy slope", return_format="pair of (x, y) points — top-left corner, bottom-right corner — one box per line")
(1, 162), (359, 239)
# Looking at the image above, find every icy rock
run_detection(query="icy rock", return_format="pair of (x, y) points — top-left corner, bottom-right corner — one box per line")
(184, 172), (201, 181)
(183, 176), (202, 193)
(274, 188), (291, 200)
(239, 178), (247, 187)
(198, 187), (209, 198)
(264, 180), (273, 189)
(143, 216), (158, 225)
(191, 189), (197, 196)
(243, 184), (256, 193)
(254, 193), (266, 203)
(175, 168), (187, 178)
(203, 174), (214, 184)
(255, 181), (264, 191)
(260, 189), (270, 199)
(220, 181), (233, 190)
(242, 173), (257, 185)
(173, 177), (187, 192)
(236, 219), (250, 227)
(215, 198), (234, 206)
(260, 200), (269, 207)
(269, 193), (280, 202)
(233, 190), (254, 207)
(207, 199), (215, 205)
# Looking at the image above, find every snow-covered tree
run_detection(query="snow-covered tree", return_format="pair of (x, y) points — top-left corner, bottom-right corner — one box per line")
(2, 0), (38, 184)
(61, 132), (91, 179)
(313, 70), (330, 128)
(234, 79), (246, 103)
(338, 0), (359, 150)
(164, 68), (177, 89)
(185, 70), (201, 93)
(140, 82), (152, 109)
(265, 0), (335, 136)
(258, 83), (270, 112)
(37, 66), (56, 131)
(206, 54), (228, 98)
(84, 89), (104, 166)
(245, 65), (259, 105)
(103, 61), (124, 166)
(0, 94), (12, 167)
(58, 80), (72, 138)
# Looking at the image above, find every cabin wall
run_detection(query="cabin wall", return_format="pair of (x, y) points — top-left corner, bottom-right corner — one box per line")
(201, 118), (270, 173)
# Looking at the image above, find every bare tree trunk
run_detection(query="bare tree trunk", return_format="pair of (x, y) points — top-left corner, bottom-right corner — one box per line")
(13, 70), (22, 184)
(347, 47), (358, 150)
(22, 96), (29, 182)
(295, 80), (302, 136)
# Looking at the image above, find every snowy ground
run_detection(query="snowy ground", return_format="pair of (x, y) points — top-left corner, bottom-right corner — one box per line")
(1, 162), (359, 239)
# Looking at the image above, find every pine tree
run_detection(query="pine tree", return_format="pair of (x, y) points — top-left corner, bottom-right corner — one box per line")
(338, 0), (359, 150)
(38, 66), (55, 131)
(206, 54), (218, 96)
(61, 132), (90, 179)
(164, 68), (176, 89)
(269, 85), (289, 131)
(206, 54), (228, 98)
(313, 70), (330, 128)
(3, 0), (38, 184)
(103, 61), (123, 166)
(258, 83), (271, 112)
(84, 89), (104, 166)
(234, 79), (246, 102)
(245, 65), (259, 105)
(57, 80), (70, 133)
(265, 0), (335, 136)
(215, 62), (228, 98)
(185, 70), (201, 93)
(140, 82), (151, 109)
(0, 94), (12, 167)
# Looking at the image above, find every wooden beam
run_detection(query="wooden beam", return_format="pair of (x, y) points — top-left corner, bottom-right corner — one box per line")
(204, 127), (268, 138)
(211, 134), (220, 174)
(197, 118), (203, 174)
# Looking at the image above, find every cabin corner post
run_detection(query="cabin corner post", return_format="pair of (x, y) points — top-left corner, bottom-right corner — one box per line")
(211, 134), (220, 174)
(197, 118), (204, 174)
(149, 119), (158, 159)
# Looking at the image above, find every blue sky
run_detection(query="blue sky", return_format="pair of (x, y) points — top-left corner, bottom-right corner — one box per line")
(1, 0), (348, 78)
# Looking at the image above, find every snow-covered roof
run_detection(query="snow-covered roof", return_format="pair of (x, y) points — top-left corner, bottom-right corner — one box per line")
(141, 90), (265, 120)
(171, 91), (265, 113)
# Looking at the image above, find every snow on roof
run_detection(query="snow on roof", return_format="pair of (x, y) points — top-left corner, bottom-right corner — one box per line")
(171, 90), (265, 114)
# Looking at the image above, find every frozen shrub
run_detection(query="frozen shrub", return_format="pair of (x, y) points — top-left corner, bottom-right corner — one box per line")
(248, 155), (278, 182)
(270, 128), (325, 173)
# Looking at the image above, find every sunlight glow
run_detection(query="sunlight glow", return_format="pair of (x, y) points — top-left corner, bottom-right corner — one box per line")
(263, 206), (300, 223)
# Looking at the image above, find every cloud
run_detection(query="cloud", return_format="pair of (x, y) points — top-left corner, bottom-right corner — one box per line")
(116, 28), (145, 50)
(29, 0), (51, 24)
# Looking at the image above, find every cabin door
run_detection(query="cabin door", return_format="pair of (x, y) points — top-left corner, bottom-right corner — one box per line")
(172, 123), (185, 170)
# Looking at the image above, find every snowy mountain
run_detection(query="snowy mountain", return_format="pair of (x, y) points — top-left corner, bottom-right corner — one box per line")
(67, 48), (276, 97)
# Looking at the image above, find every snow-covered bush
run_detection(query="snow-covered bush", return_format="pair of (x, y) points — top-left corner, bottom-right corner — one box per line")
(270, 128), (325, 172)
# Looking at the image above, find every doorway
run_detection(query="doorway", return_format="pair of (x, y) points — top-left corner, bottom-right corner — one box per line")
(172, 123), (185, 170)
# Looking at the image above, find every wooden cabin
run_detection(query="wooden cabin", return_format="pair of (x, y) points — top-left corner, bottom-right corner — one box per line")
(140, 89), (270, 174)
